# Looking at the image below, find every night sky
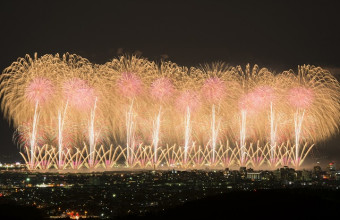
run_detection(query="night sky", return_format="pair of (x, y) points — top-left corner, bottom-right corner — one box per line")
(0, 0), (339, 165)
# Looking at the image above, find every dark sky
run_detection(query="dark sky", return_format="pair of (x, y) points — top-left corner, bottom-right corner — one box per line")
(0, 0), (339, 165)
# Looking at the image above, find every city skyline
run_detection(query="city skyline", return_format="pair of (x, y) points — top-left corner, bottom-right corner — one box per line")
(1, 164), (340, 218)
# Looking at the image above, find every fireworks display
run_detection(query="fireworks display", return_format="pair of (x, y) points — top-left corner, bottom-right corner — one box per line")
(1, 53), (340, 170)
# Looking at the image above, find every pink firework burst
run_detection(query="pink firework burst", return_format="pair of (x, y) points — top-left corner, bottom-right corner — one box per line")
(239, 86), (275, 114)
(150, 77), (174, 101)
(117, 72), (143, 98)
(63, 78), (96, 111)
(17, 122), (47, 148)
(176, 90), (201, 112)
(252, 86), (275, 107)
(287, 87), (314, 109)
(25, 77), (54, 104)
(201, 77), (226, 104)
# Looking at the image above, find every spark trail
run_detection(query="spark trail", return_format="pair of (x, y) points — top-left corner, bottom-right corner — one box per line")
(152, 108), (161, 165)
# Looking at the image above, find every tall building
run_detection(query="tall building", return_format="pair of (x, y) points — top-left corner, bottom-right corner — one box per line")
(301, 170), (312, 181)
(280, 166), (296, 182)
(313, 165), (322, 173)
(335, 171), (340, 181)
(328, 162), (336, 179)
(328, 162), (336, 171)
(246, 172), (261, 180)
(239, 167), (247, 179)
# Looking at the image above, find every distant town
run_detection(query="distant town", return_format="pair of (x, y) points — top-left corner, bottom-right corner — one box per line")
(0, 162), (339, 219)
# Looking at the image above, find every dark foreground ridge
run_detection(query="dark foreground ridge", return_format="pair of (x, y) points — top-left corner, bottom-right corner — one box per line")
(142, 189), (340, 219)
(0, 198), (43, 220)
(1, 189), (339, 219)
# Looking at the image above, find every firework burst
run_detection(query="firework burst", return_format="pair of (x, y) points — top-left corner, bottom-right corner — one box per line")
(117, 72), (143, 98)
(201, 77), (226, 104)
(176, 90), (201, 113)
(150, 77), (174, 101)
(25, 77), (54, 105)
(0, 54), (339, 170)
(62, 78), (96, 111)
(287, 87), (314, 109)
